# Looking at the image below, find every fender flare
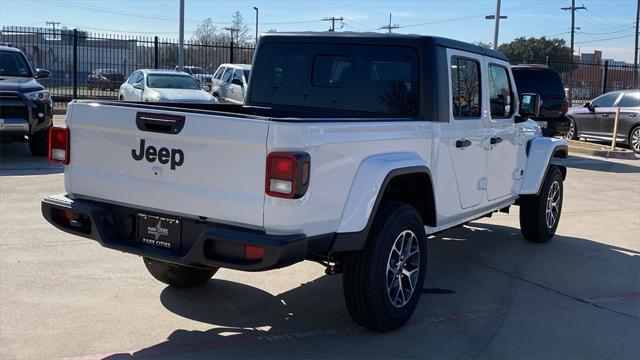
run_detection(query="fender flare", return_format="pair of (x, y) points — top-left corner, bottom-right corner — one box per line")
(333, 152), (435, 252)
(520, 137), (568, 195)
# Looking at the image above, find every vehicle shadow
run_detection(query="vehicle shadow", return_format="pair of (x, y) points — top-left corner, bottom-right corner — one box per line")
(564, 155), (640, 173)
(0, 142), (63, 176)
(102, 222), (640, 359)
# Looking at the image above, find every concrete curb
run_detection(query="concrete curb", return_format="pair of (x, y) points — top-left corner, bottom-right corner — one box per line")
(567, 140), (637, 160)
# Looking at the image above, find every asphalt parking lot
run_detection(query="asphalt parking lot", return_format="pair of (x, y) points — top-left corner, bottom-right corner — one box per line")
(1, 117), (639, 359)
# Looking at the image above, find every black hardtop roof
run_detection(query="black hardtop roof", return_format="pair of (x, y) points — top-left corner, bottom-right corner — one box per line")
(258, 31), (507, 61)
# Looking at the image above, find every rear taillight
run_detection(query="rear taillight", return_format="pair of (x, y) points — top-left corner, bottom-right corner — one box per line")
(562, 99), (569, 115)
(266, 152), (310, 199)
(49, 126), (70, 165)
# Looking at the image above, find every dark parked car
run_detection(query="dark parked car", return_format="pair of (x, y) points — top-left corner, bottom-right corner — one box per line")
(566, 90), (640, 153)
(87, 69), (125, 91)
(0, 44), (52, 155)
(181, 66), (213, 88)
(511, 65), (570, 137)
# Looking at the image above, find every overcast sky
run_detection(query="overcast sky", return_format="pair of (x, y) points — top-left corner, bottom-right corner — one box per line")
(1, 0), (637, 62)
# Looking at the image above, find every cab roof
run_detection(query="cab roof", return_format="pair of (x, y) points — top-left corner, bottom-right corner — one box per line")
(258, 31), (508, 61)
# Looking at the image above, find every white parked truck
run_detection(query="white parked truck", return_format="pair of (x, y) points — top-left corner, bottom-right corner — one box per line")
(42, 33), (567, 331)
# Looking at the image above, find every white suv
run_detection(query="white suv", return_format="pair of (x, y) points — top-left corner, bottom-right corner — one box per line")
(210, 64), (251, 104)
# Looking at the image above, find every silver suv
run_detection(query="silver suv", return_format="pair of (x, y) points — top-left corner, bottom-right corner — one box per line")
(210, 64), (251, 104)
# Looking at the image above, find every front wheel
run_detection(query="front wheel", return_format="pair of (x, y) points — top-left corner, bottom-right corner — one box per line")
(143, 257), (218, 288)
(342, 202), (427, 331)
(565, 117), (578, 140)
(519, 166), (564, 243)
(629, 126), (640, 154)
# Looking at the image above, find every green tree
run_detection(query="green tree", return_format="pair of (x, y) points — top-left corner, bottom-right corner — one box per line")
(498, 37), (572, 62)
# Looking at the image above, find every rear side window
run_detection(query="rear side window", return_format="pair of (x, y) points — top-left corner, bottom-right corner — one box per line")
(250, 43), (419, 116)
(512, 69), (564, 96)
(488, 64), (514, 118)
(221, 68), (233, 82)
(451, 57), (481, 118)
(213, 67), (225, 80)
(618, 92), (640, 108)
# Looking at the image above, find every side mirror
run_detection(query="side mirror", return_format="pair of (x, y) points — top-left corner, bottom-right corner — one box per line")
(516, 93), (541, 122)
(202, 85), (210, 92)
(583, 102), (593, 111)
(133, 82), (144, 90)
(231, 78), (244, 87)
(34, 69), (51, 80)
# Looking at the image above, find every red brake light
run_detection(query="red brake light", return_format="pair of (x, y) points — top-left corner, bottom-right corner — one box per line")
(48, 126), (70, 165)
(266, 152), (310, 199)
(562, 99), (569, 115)
(244, 245), (264, 260)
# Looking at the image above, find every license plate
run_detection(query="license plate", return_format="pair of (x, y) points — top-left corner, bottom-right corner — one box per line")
(137, 213), (181, 250)
(537, 121), (548, 128)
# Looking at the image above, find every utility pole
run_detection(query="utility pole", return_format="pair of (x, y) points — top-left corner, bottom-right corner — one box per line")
(634, 0), (639, 87)
(178, 0), (185, 71)
(254, 7), (259, 43)
(380, 13), (400, 33)
(561, 0), (587, 60)
(224, 26), (240, 42)
(46, 21), (61, 34)
(485, 0), (507, 50)
(322, 16), (344, 32)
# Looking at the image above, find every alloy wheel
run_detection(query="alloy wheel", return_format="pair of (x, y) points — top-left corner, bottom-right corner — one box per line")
(545, 180), (561, 229)
(631, 127), (640, 153)
(385, 230), (420, 308)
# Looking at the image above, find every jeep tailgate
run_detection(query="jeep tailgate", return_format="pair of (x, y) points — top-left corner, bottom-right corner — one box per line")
(65, 102), (269, 229)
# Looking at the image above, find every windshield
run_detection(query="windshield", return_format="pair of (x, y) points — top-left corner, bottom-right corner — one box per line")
(512, 69), (565, 96)
(0, 50), (33, 77)
(189, 67), (209, 75)
(147, 74), (201, 89)
(250, 43), (419, 116)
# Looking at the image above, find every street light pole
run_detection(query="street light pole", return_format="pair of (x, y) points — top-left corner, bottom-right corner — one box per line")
(254, 7), (259, 43)
(485, 0), (507, 50)
(178, 0), (185, 71)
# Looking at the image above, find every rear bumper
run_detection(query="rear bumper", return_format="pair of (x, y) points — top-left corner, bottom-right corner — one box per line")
(536, 116), (570, 137)
(41, 194), (334, 271)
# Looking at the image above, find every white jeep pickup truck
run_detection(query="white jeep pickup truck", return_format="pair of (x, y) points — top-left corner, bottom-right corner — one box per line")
(42, 33), (567, 331)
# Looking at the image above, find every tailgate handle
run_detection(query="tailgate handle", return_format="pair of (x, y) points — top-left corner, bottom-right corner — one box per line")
(136, 112), (185, 134)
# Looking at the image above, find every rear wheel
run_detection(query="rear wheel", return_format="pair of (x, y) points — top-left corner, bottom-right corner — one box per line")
(342, 202), (427, 331)
(519, 166), (563, 243)
(29, 127), (50, 156)
(143, 257), (218, 288)
(565, 117), (578, 140)
(629, 126), (640, 154)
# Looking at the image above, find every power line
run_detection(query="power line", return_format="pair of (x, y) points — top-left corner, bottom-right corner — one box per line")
(574, 33), (634, 45)
(578, 25), (635, 36)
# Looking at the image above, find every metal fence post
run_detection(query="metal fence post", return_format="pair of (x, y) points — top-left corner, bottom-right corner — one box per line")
(602, 60), (609, 95)
(73, 29), (78, 100)
(154, 36), (159, 69)
(230, 40), (234, 63)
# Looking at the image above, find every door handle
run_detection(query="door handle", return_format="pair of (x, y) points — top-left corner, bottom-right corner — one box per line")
(629, 113), (637, 117)
(490, 136), (503, 145)
(602, 113), (609, 117)
(456, 139), (472, 148)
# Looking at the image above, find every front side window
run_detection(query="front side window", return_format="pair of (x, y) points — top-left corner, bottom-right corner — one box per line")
(213, 67), (225, 79)
(592, 92), (621, 108)
(0, 50), (33, 77)
(232, 69), (244, 82)
(146, 74), (200, 89)
(488, 64), (513, 118)
(618, 92), (640, 108)
(451, 57), (481, 118)
(250, 43), (419, 116)
(221, 68), (233, 83)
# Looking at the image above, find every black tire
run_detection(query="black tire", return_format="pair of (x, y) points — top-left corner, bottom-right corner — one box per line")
(342, 202), (427, 331)
(519, 166), (563, 243)
(28, 127), (50, 156)
(565, 116), (578, 140)
(628, 125), (640, 154)
(143, 257), (218, 288)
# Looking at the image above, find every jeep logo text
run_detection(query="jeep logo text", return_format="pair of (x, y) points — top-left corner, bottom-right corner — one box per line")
(132, 139), (184, 170)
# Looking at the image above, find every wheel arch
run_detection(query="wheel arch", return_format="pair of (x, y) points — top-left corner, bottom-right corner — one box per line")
(333, 153), (436, 252)
(520, 137), (567, 195)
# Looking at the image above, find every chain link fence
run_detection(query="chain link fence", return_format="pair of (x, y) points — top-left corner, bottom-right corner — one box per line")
(1, 27), (255, 104)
